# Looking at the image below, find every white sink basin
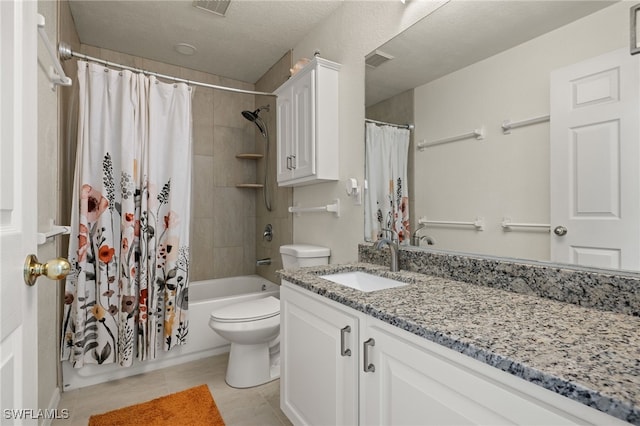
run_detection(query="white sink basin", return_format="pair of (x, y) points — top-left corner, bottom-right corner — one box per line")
(320, 271), (408, 292)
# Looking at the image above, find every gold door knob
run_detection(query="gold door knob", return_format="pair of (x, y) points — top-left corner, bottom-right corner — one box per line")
(23, 254), (70, 286)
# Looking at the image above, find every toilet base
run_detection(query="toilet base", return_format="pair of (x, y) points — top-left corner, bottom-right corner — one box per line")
(225, 342), (280, 388)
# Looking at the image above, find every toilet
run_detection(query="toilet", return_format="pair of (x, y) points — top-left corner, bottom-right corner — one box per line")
(209, 244), (330, 388)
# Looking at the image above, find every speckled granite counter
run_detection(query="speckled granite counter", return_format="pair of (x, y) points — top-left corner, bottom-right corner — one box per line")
(278, 262), (640, 425)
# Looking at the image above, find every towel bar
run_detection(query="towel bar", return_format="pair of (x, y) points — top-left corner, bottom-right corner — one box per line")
(418, 216), (484, 231)
(37, 220), (71, 245)
(417, 127), (484, 150)
(37, 14), (72, 89)
(288, 199), (340, 217)
(501, 115), (550, 134)
(501, 218), (550, 231)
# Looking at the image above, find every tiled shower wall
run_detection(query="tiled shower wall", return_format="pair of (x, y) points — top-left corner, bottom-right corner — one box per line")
(255, 52), (294, 284)
(66, 44), (264, 282)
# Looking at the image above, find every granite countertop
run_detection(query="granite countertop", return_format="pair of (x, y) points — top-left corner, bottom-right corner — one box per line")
(278, 262), (640, 425)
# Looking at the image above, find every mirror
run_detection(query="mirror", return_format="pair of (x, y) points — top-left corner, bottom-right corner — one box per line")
(365, 0), (640, 271)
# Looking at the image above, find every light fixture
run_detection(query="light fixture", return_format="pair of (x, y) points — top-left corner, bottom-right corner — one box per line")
(175, 43), (197, 56)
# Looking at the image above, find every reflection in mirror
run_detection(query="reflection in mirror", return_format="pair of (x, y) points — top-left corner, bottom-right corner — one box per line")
(365, 1), (640, 272)
(364, 122), (411, 245)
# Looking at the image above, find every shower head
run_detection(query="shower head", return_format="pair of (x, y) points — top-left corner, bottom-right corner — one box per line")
(241, 109), (260, 122)
(241, 105), (270, 138)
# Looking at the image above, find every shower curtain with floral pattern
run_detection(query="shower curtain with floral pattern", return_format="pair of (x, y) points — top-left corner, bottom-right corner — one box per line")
(364, 122), (410, 244)
(61, 61), (192, 367)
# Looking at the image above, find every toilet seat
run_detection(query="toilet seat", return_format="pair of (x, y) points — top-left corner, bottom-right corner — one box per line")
(210, 296), (280, 323)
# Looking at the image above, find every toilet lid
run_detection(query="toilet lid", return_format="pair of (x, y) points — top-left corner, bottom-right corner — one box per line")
(210, 296), (280, 322)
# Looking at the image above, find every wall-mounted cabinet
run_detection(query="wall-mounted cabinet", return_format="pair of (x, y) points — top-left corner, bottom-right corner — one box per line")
(274, 57), (340, 187)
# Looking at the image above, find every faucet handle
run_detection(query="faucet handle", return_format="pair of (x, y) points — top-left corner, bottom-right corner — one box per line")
(381, 227), (399, 242)
(263, 224), (273, 242)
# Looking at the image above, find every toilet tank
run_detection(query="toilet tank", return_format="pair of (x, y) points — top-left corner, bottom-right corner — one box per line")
(280, 244), (330, 269)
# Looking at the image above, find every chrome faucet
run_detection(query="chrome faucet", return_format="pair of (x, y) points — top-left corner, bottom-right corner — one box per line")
(374, 228), (399, 272)
(411, 224), (435, 246)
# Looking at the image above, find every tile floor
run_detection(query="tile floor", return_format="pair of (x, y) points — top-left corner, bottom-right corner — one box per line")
(53, 353), (292, 426)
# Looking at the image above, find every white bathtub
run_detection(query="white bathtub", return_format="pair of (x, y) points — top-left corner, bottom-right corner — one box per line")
(62, 275), (279, 390)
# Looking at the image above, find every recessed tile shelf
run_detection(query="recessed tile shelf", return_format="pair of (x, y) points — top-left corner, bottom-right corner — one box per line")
(236, 154), (264, 188)
(236, 153), (264, 160)
(236, 184), (264, 189)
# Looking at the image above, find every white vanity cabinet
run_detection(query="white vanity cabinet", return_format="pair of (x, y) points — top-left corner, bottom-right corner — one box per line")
(274, 57), (340, 187)
(360, 318), (631, 425)
(280, 282), (359, 425)
(280, 280), (629, 426)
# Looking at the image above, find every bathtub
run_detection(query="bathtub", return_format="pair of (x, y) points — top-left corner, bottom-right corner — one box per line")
(62, 275), (279, 390)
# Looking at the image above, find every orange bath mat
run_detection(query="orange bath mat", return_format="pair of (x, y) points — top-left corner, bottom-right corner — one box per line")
(88, 384), (225, 426)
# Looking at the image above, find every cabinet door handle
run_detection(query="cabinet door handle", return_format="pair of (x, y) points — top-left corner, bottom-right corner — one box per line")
(340, 325), (352, 357)
(363, 338), (375, 373)
(291, 155), (296, 169)
(286, 156), (292, 170)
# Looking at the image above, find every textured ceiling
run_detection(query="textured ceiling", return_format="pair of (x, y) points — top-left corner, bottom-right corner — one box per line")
(68, 1), (620, 98)
(68, 0), (344, 83)
(366, 0), (619, 106)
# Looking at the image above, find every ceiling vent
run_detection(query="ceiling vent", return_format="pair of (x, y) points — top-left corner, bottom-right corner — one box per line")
(193, 0), (231, 17)
(365, 50), (394, 68)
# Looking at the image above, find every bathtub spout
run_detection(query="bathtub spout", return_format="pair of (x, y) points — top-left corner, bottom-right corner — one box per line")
(256, 258), (272, 266)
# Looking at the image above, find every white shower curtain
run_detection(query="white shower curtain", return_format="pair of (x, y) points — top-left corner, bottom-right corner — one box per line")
(365, 123), (410, 244)
(61, 61), (192, 367)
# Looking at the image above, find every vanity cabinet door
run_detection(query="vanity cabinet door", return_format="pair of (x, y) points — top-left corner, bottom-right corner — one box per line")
(361, 319), (513, 425)
(280, 282), (359, 426)
(361, 317), (627, 426)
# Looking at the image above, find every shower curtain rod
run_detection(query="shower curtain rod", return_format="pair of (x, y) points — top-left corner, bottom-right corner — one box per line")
(365, 118), (414, 130)
(58, 42), (277, 97)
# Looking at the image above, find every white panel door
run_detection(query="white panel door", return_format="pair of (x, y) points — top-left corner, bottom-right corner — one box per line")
(550, 48), (640, 270)
(0, 1), (39, 424)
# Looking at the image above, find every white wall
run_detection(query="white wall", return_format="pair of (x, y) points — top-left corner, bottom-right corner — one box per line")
(290, 0), (445, 263)
(413, 1), (630, 261)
